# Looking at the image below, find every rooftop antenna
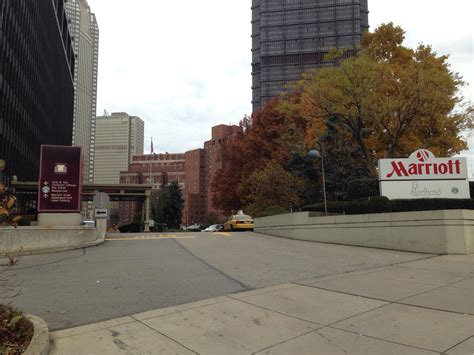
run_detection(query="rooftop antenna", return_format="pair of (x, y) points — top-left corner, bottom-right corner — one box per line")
(103, 109), (110, 117)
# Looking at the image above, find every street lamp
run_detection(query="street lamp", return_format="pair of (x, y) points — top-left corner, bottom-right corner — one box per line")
(308, 142), (328, 216)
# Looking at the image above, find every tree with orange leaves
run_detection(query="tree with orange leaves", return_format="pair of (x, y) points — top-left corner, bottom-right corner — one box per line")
(212, 97), (312, 215)
(295, 23), (472, 175)
(0, 160), (20, 227)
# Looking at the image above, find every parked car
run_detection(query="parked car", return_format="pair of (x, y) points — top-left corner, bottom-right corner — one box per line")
(201, 224), (224, 232)
(185, 223), (201, 231)
(81, 220), (95, 228)
(223, 212), (254, 231)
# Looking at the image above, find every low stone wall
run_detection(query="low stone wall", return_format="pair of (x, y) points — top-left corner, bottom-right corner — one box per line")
(0, 219), (107, 256)
(254, 210), (474, 255)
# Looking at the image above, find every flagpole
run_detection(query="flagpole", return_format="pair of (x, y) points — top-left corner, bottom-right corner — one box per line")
(149, 137), (153, 186)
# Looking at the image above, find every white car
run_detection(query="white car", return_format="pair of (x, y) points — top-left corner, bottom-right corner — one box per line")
(202, 224), (224, 232)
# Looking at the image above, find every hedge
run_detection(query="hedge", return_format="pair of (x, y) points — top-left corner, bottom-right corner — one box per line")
(391, 198), (474, 212)
(303, 197), (474, 215)
(346, 178), (380, 200)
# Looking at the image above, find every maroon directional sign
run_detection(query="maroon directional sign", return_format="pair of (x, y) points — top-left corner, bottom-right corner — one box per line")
(38, 145), (83, 213)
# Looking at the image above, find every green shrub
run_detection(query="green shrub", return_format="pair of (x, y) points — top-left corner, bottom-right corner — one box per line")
(346, 178), (380, 200)
(118, 222), (142, 233)
(345, 196), (391, 214)
(303, 196), (390, 214)
(391, 198), (474, 212)
(304, 197), (474, 215)
(257, 205), (289, 217)
(16, 218), (30, 226)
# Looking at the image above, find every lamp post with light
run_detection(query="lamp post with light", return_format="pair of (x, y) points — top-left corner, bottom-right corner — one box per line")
(308, 142), (328, 216)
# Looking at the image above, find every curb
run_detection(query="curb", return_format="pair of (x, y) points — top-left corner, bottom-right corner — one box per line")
(1, 239), (105, 257)
(25, 314), (49, 355)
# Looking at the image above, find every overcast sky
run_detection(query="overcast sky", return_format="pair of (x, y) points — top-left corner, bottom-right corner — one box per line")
(87, 0), (473, 155)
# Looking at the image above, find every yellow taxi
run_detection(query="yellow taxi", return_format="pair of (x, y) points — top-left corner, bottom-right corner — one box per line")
(223, 211), (254, 231)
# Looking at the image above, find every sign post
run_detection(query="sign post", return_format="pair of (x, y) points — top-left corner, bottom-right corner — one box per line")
(37, 145), (83, 226)
(378, 149), (469, 200)
(93, 192), (110, 209)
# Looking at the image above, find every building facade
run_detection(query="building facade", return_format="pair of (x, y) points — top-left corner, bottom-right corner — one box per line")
(116, 125), (239, 227)
(203, 125), (240, 219)
(118, 153), (185, 225)
(183, 125), (240, 225)
(251, 0), (369, 111)
(93, 112), (144, 184)
(0, 0), (75, 184)
(64, 0), (99, 183)
(183, 149), (206, 226)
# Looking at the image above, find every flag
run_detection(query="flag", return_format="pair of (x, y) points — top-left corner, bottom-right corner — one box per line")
(150, 137), (154, 154)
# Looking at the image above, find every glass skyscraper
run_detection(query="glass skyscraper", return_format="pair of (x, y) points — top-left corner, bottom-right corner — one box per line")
(251, 0), (369, 111)
(0, 0), (75, 183)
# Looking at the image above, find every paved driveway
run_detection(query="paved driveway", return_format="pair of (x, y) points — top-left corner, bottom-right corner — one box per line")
(2, 231), (432, 330)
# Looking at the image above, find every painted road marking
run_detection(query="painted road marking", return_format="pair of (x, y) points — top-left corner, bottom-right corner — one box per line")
(212, 232), (233, 237)
(106, 235), (196, 241)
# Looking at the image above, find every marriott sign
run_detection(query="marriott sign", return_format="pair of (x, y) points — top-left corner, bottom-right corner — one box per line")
(378, 150), (469, 199)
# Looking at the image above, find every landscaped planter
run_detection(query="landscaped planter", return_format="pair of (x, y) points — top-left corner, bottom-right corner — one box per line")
(24, 314), (49, 355)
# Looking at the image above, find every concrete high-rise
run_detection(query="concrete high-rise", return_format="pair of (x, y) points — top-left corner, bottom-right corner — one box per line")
(93, 112), (144, 184)
(251, 0), (369, 111)
(0, 0), (75, 184)
(64, 0), (99, 183)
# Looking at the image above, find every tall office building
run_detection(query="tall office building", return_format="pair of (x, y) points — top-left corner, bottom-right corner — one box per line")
(93, 112), (144, 184)
(0, 0), (75, 184)
(64, 0), (99, 183)
(251, 0), (369, 111)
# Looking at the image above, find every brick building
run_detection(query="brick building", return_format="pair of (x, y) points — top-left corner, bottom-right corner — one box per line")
(183, 125), (240, 225)
(118, 153), (185, 225)
(118, 125), (240, 227)
(183, 149), (206, 226)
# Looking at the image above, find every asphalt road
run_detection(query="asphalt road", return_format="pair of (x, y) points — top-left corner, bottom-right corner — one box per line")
(1, 231), (433, 330)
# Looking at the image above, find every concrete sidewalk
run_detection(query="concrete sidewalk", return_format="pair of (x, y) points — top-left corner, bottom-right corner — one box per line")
(50, 255), (474, 354)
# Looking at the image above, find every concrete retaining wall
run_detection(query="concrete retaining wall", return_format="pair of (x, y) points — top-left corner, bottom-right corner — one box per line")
(254, 210), (474, 255)
(0, 219), (107, 256)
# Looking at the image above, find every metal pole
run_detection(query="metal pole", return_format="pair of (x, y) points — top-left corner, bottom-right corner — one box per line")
(149, 154), (152, 185)
(317, 142), (328, 216)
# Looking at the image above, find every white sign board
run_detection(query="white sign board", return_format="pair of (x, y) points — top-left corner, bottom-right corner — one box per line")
(379, 149), (469, 199)
(380, 180), (469, 200)
(94, 208), (108, 218)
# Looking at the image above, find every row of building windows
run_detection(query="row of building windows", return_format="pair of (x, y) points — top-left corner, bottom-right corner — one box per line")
(260, 6), (359, 26)
(258, 20), (361, 41)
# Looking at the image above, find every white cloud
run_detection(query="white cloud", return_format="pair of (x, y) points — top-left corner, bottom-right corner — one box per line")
(88, 0), (473, 153)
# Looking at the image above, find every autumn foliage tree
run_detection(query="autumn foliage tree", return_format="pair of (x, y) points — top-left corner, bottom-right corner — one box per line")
(213, 23), (472, 215)
(296, 23), (472, 175)
(243, 162), (304, 217)
(212, 97), (312, 215)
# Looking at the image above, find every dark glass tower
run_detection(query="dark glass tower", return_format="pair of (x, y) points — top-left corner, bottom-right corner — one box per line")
(0, 0), (75, 184)
(251, 0), (369, 112)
